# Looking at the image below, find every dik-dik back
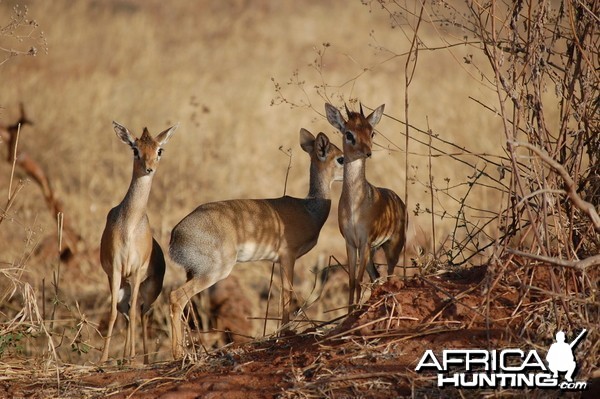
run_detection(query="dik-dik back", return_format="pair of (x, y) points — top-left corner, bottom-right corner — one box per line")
(170, 196), (332, 272)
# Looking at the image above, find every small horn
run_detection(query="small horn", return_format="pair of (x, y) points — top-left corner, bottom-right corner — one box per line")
(140, 127), (153, 142)
(344, 103), (351, 117)
(359, 103), (365, 117)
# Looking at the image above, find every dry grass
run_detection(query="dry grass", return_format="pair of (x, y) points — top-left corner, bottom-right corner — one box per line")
(0, 1), (597, 392)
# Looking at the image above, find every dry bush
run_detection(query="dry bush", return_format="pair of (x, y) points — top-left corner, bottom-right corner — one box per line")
(465, 0), (599, 380)
(379, 0), (599, 381)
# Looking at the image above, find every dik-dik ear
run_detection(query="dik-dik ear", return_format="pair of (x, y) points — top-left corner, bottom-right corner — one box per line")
(113, 121), (136, 147)
(314, 132), (331, 162)
(367, 104), (385, 127)
(17, 102), (33, 127)
(300, 128), (316, 154)
(156, 123), (179, 146)
(325, 103), (345, 132)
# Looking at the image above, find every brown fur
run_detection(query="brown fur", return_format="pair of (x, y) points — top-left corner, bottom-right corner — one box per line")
(325, 103), (407, 308)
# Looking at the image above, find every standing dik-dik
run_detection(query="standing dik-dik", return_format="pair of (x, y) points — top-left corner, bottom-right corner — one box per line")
(100, 122), (178, 363)
(325, 103), (407, 308)
(169, 130), (343, 359)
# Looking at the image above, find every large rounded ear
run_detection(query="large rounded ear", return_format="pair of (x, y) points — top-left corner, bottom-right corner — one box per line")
(156, 123), (179, 146)
(300, 128), (316, 154)
(314, 132), (331, 161)
(325, 103), (345, 132)
(113, 121), (135, 147)
(367, 104), (385, 127)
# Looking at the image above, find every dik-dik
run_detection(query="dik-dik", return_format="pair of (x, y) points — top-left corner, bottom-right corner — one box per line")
(325, 103), (406, 308)
(168, 129), (343, 358)
(100, 122), (177, 363)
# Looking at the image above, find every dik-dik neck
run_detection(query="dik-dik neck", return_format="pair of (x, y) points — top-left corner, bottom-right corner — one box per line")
(342, 158), (370, 204)
(305, 163), (333, 224)
(307, 163), (331, 200)
(119, 170), (154, 224)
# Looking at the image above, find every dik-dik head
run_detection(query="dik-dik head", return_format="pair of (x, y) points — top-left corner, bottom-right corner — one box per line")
(113, 121), (178, 177)
(300, 128), (344, 184)
(324, 103), (385, 163)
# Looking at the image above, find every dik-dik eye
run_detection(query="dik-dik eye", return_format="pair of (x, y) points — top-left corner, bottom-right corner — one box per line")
(132, 148), (140, 159)
(345, 131), (354, 142)
(157, 148), (163, 157)
(336, 157), (344, 165)
(371, 131), (376, 138)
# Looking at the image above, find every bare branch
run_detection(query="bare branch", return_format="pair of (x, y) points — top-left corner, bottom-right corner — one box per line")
(511, 141), (600, 232)
(507, 248), (600, 270)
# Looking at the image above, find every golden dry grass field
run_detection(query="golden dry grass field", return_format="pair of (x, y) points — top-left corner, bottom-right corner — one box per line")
(0, 0), (568, 369)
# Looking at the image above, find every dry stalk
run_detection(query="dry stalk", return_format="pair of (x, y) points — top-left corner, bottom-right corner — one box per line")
(511, 141), (600, 232)
(125, 376), (188, 399)
(507, 247), (600, 270)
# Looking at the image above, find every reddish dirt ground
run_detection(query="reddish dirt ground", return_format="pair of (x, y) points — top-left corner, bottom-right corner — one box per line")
(2, 266), (598, 398)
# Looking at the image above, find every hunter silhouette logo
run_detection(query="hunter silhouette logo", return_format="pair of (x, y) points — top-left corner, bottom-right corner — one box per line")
(415, 329), (588, 390)
(546, 329), (587, 383)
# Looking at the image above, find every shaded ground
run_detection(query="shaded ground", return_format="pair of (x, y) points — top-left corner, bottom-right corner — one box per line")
(1, 266), (598, 398)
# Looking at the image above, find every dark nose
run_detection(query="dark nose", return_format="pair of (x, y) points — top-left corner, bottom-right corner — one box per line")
(146, 168), (154, 173)
(366, 152), (372, 158)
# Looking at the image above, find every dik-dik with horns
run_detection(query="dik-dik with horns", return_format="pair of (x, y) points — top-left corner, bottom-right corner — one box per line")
(168, 129), (343, 359)
(325, 103), (407, 308)
(100, 122), (178, 363)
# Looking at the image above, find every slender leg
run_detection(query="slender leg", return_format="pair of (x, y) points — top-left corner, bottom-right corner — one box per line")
(116, 281), (131, 362)
(383, 232), (404, 278)
(345, 243), (358, 310)
(127, 270), (143, 362)
(121, 315), (130, 361)
(170, 275), (215, 359)
(365, 247), (379, 282)
(101, 271), (121, 363)
(142, 310), (150, 364)
(198, 290), (211, 334)
(279, 254), (295, 330)
(356, 243), (371, 305)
